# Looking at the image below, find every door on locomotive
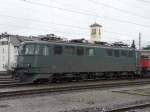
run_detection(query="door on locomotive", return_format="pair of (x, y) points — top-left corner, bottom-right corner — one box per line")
(140, 50), (150, 74)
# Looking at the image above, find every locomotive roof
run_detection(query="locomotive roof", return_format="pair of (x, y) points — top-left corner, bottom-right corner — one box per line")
(21, 40), (135, 50)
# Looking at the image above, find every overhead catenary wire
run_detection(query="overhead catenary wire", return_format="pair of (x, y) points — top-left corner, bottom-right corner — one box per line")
(0, 13), (137, 38)
(0, 23), (89, 37)
(0, 22), (136, 42)
(136, 0), (150, 4)
(20, 0), (150, 29)
(88, 0), (150, 20)
(0, 0), (145, 43)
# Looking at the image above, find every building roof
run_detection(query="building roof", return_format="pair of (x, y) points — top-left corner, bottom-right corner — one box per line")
(90, 22), (102, 27)
(0, 33), (38, 46)
(9, 36), (24, 46)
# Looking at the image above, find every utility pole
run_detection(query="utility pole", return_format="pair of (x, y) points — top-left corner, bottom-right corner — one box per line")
(139, 32), (142, 50)
(8, 36), (10, 71)
(138, 32), (142, 75)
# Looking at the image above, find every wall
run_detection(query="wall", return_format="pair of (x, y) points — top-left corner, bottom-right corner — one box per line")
(0, 38), (18, 72)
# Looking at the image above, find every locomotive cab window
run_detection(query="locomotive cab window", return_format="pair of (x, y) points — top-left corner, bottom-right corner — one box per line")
(141, 55), (149, 58)
(24, 44), (35, 55)
(86, 48), (94, 56)
(77, 47), (84, 56)
(54, 45), (62, 55)
(35, 45), (40, 55)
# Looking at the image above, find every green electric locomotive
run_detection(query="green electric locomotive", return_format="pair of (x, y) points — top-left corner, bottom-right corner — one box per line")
(15, 41), (139, 83)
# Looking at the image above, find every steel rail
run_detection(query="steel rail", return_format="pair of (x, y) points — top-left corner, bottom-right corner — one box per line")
(0, 77), (150, 88)
(0, 80), (150, 98)
(109, 103), (150, 112)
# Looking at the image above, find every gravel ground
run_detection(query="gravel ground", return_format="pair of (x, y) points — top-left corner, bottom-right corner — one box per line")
(0, 85), (150, 112)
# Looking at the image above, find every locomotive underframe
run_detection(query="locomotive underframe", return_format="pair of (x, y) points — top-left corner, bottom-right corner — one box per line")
(15, 68), (139, 83)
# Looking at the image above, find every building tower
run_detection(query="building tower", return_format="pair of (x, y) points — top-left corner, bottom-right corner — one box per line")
(90, 22), (102, 43)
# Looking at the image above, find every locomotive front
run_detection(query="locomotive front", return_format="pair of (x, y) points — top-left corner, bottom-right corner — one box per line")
(15, 41), (51, 83)
(14, 42), (35, 83)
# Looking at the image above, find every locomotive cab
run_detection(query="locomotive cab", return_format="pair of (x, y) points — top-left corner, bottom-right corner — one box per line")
(140, 50), (150, 74)
(15, 41), (52, 83)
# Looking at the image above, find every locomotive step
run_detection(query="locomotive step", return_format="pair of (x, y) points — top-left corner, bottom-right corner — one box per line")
(0, 78), (16, 81)
(0, 80), (19, 84)
(0, 76), (13, 79)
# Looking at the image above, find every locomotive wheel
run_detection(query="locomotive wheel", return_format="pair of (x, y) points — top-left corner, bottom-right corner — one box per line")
(80, 74), (88, 81)
(49, 75), (54, 83)
(34, 78), (49, 84)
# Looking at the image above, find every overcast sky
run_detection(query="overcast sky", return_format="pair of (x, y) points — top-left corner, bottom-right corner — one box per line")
(0, 0), (150, 47)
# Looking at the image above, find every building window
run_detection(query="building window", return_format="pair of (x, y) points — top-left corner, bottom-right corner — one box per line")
(64, 46), (75, 55)
(99, 29), (101, 35)
(0, 41), (8, 45)
(3, 48), (4, 53)
(77, 47), (84, 56)
(54, 45), (62, 55)
(91, 29), (96, 35)
(2, 56), (4, 60)
(86, 48), (94, 56)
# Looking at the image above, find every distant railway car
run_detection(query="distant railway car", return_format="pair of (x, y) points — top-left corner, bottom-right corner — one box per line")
(14, 41), (138, 83)
(140, 50), (150, 73)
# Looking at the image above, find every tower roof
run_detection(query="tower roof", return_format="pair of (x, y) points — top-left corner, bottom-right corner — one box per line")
(90, 22), (102, 27)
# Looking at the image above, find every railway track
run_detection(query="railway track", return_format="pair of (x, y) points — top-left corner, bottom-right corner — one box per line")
(65, 102), (150, 112)
(0, 79), (150, 99)
(109, 103), (150, 112)
(0, 78), (148, 88)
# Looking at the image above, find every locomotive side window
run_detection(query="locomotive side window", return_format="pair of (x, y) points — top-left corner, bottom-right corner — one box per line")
(43, 46), (49, 56)
(107, 49), (113, 56)
(64, 46), (75, 55)
(54, 45), (62, 55)
(24, 44), (35, 55)
(141, 55), (149, 58)
(114, 50), (120, 57)
(86, 48), (94, 56)
(128, 51), (133, 57)
(121, 50), (127, 56)
(77, 47), (84, 56)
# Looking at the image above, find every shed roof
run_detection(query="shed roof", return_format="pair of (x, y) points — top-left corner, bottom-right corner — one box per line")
(0, 34), (36, 46)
